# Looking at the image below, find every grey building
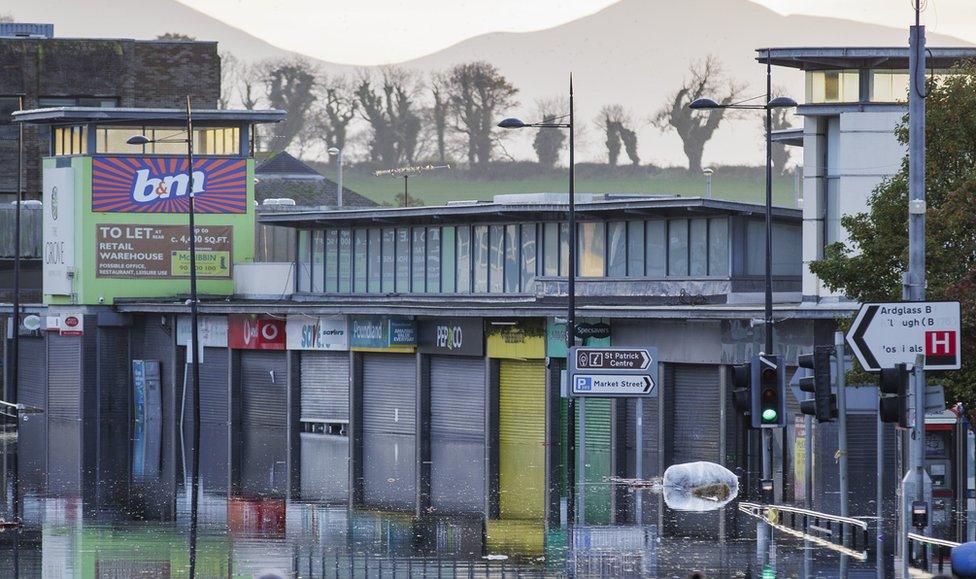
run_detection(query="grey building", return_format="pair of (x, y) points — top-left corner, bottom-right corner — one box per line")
(0, 23), (221, 201)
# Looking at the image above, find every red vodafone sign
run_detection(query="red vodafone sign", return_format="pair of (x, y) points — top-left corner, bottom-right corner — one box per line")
(228, 314), (286, 350)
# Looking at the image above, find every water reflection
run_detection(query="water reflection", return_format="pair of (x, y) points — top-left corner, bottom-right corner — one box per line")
(0, 419), (893, 577)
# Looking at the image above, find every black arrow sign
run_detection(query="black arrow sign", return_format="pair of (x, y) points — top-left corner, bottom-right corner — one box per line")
(851, 304), (880, 370)
(643, 376), (653, 393)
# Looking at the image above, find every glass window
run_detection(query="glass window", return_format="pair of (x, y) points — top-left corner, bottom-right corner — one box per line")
(559, 223), (569, 276)
(689, 218), (708, 276)
(427, 227), (441, 293)
(668, 219), (689, 276)
(381, 228), (395, 292)
(627, 220), (644, 277)
(354, 229), (368, 293)
(325, 229), (338, 292)
(607, 221), (627, 277)
(456, 226), (471, 293)
(806, 70), (860, 103)
(543, 222), (559, 277)
(412, 227), (426, 293)
(338, 229), (351, 292)
(773, 223), (802, 276)
(578, 222), (606, 277)
(368, 228), (381, 293)
(646, 220), (666, 276)
(312, 230), (325, 292)
(395, 228), (410, 292)
(441, 226), (456, 293)
(0, 97), (20, 140)
(489, 225), (504, 293)
(745, 220), (764, 276)
(504, 224), (520, 293)
(297, 230), (311, 292)
(708, 218), (729, 276)
(520, 223), (537, 292)
(94, 125), (240, 154)
(473, 225), (488, 292)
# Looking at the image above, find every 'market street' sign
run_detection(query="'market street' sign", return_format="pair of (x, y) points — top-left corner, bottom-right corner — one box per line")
(569, 347), (658, 397)
(846, 301), (961, 372)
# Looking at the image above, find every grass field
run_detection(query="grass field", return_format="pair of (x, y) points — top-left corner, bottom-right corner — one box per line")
(342, 174), (799, 208)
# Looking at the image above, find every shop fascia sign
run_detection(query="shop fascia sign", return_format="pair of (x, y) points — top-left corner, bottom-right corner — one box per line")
(418, 318), (483, 356)
(176, 315), (229, 348)
(286, 315), (348, 351)
(228, 314), (286, 350)
(350, 315), (416, 349)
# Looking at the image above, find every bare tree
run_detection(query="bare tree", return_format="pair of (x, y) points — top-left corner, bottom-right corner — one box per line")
(429, 71), (450, 164)
(237, 61), (264, 110)
(595, 104), (640, 166)
(313, 73), (357, 154)
(0, 13), (14, 23)
(652, 56), (744, 173)
(263, 58), (318, 152)
(532, 97), (566, 169)
(355, 67), (423, 167)
(218, 51), (239, 109)
(446, 61), (519, 169)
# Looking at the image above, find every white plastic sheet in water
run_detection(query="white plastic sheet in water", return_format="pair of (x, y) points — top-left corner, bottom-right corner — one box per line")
(660, 461), (739, 512)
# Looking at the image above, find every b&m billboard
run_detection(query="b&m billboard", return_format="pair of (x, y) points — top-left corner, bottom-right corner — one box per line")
(92, 156), (247, 214)
(42, 154), (255, 306)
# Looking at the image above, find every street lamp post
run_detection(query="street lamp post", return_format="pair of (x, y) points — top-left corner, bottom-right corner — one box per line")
(498, 74), (577, 523)
(328, 147), (343, 207)
(689, 56), (796, 496)
(126, 95), (202, 577)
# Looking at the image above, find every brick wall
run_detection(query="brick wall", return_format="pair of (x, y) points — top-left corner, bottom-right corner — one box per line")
(0, 38), (221, 198)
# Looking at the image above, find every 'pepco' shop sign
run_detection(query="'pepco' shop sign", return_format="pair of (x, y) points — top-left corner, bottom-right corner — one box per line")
(418, 318), (483, 356)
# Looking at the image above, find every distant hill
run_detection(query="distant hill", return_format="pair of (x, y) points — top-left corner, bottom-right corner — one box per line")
(10, 0), (968, 166)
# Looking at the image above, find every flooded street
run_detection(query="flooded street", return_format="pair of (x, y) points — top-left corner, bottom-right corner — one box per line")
(0, 422), (887, 577)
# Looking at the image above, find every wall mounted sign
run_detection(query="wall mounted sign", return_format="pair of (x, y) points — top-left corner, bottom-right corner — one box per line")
(176, 315), (229, 348)
(58, 313), (85, 336)
(228, 314), (286, 350)
(95, 224), (233, 279)
(286, 315), (348, 351)
(42, 166), (76, 296)
(92, 156), (247, 214)
(486, 319), (546, 359)
(349, 315), (416, 350)
(418, 318), (484, 356)
(546, 317), (611, 358)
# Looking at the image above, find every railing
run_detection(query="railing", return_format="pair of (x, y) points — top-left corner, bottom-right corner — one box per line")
(907, 532), (960, 575)
(739, 502), (870, 554)
(0, 399), (44, 420)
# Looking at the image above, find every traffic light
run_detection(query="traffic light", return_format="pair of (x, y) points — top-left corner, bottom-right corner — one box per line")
(879, 363), (910, 427)
(729, 362), (751, 416)
(798, 346), (837, 422)
(751, 354), (786, 428)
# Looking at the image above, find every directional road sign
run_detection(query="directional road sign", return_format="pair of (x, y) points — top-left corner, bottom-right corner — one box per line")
(569, 347), (658, 397)
(846, 301), (961, 372)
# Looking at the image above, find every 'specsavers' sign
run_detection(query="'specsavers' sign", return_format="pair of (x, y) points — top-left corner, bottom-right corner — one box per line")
(96, 224), (233, 279)
(91, 156), (247, 214)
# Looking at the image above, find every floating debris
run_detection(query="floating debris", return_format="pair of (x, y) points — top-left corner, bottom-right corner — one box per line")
(610, 461), (739, 512)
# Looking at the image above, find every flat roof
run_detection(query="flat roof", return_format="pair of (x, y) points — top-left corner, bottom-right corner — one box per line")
(258, 196), (802, 228)
(12, 106), (286, 125)
(756, 47), (976, 71)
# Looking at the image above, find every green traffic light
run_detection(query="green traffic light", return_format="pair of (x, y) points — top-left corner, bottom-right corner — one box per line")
(762, 408), (778, 422)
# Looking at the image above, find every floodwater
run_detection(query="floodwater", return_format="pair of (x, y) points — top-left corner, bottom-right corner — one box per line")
(0, 419), (889, 577)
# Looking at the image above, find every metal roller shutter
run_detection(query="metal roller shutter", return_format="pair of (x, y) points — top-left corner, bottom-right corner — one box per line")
(301, 351), (349, 423)
(48, 333), (82, 420)
(670, 364), (721, 537)
(18, 336), (47, 489)
(362, 353), (416, 510)
(430, 356), (485, 513)
(239, 351), (288, 497)
(98, 327), (130, 423)
(18, 336), (46, 409)
(577, 399), (612, 524)
(240, 350), (287, 428)
(200, 347), (229, 425)
(499, 359), (545, 520)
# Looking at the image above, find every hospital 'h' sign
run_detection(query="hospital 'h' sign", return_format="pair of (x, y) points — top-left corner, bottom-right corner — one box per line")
(92, 156), (247, 214)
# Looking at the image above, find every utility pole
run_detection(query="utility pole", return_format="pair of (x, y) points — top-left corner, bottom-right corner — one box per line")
(835, 331), (848, 518)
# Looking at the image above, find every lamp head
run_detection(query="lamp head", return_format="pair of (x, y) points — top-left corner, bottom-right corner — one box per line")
(689, 98), (722, 110)
(328, 147), (340, 156)
(497, 117), (527, 129)
(126, 135), (151, 146)
(767, 96), (798, 109)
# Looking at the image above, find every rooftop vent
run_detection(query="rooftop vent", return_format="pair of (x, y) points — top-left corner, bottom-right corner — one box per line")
(0, 23), (54, 38)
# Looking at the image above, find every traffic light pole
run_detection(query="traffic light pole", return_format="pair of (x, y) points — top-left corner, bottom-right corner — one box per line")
(835, 331), (848, 519)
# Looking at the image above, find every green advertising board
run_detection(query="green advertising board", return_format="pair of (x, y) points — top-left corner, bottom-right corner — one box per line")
(42, 156), (255, 305)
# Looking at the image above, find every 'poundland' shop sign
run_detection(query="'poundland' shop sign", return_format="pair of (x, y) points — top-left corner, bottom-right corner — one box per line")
(350, 315), (416, 351)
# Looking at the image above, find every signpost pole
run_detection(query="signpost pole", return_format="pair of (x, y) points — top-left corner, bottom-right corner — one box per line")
(578, 398), (586, 525)
(635, 397), (643, 523)
(186, 95), (204, 579)
(836, 331), (849, 519)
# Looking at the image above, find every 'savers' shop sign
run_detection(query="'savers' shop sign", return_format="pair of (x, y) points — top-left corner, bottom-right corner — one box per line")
(418, 318), (483, 356)
(286, 315), (348, 351)
(96, 224), (233, 279)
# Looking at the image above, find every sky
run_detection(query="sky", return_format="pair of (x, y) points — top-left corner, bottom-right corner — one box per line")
(176, 0), (976, 65)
